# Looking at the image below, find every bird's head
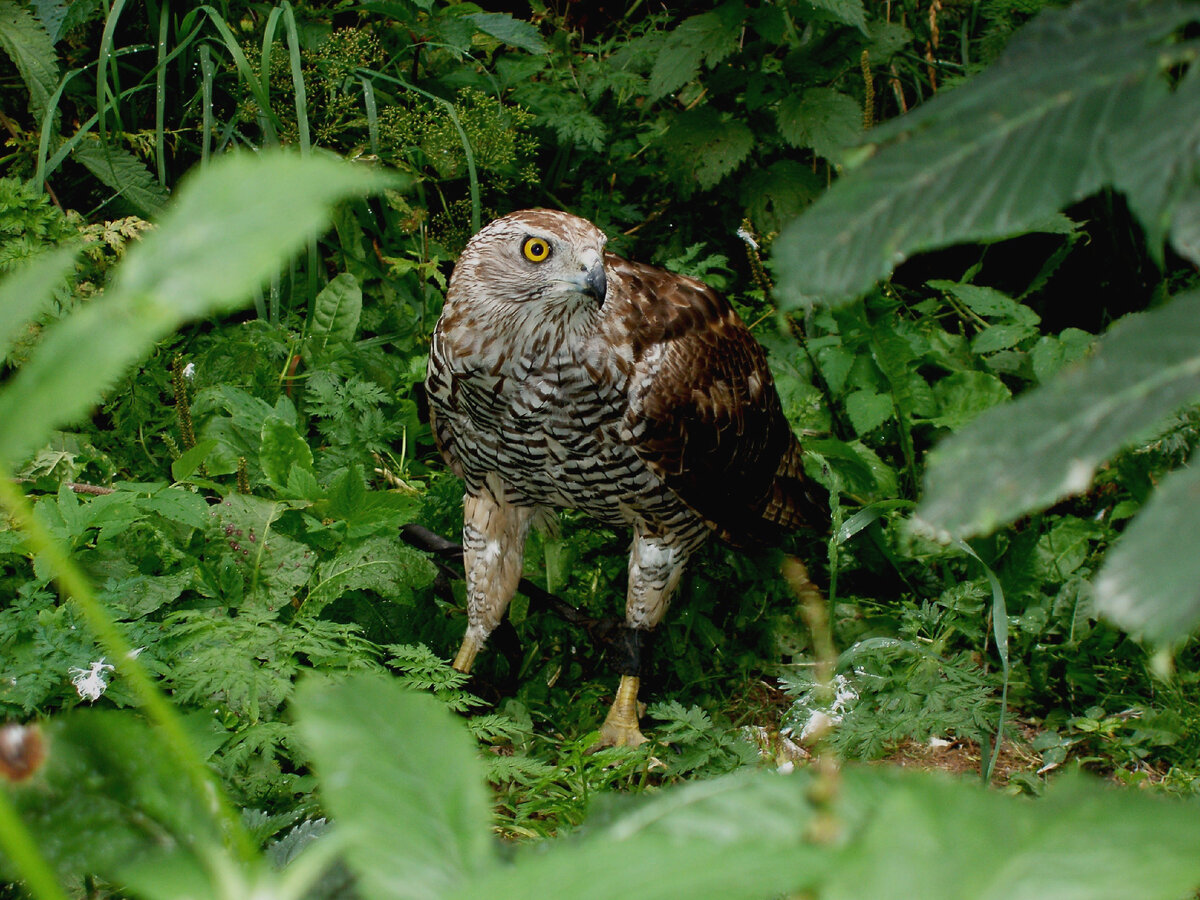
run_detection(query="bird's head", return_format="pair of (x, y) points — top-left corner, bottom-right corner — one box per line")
(447, 209), (609, 317)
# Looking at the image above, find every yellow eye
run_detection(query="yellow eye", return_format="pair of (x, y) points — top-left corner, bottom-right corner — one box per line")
(522, 236), (551, 263)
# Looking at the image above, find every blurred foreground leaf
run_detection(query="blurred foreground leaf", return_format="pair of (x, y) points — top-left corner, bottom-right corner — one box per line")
(294, 673), (496, 900)
(773, 0), (1200, 304)
(0, 152), (391, 467)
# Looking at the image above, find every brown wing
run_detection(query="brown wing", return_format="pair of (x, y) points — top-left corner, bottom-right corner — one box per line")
(610, 256), (827, 545)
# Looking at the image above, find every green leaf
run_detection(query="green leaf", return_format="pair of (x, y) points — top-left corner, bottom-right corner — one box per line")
(926, 371), (1012, 429)
(740, 159), (822, 233)
(647, 11), (741, 102)
(772, 0), (1199, 304)
(310, 272), (362, 349)
(0, 244), (77, 367)
(916, 290), (1200, 539)
(1108, 66), (1200, 265)
(0, 151), (389, 467)
(0, 0), (59, 119)
(845, 387), (892, 434)
(777, 88), (862, 160)
(1094, 451), (1200, 644)
(71, 138), (170, 218)
(826, 771), (1200, 900)
(306, 535), (436, 615)
(661, 107), (755, 192)
(170, 439), (217, 482)
(801, 0), (867, 33)
(4, 711), (223, 893)
(455, 770), (829, 900)
(294, 673), (496, 900)
(259, 415), (314, 489)
(465, 12), (547, 54)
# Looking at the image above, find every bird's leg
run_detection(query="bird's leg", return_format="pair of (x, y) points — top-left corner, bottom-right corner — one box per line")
(597, 528), (688, 747)
(452, 485), (533, 674)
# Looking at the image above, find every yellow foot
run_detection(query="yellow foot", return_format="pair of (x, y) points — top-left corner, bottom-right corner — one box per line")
(595, 675), (648, 748)
(452, 632), (483, 674)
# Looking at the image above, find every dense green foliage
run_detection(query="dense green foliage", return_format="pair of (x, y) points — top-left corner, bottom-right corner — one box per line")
(3, 0), (1200, 897)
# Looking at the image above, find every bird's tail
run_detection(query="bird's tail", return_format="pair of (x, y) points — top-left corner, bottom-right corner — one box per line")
(762, 436), (829, 532)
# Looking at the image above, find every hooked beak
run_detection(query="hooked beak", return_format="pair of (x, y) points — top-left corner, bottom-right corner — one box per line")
(578, 249), (607, 304)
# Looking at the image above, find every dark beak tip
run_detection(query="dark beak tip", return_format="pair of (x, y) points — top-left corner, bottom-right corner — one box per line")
(586, 264), (608, 304)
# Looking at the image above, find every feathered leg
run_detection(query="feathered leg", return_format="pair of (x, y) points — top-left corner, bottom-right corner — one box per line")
(452, 483), (534, 674)
(598, 526), (690, 747)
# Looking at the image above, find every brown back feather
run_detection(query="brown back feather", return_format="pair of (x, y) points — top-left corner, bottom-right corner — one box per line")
(609, 257), (827, 545)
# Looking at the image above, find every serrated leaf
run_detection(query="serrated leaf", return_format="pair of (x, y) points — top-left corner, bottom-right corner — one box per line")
(71, 138), (170, 218)
(802, 0), (867, 33)
(845, 387), (892, 434)
(0, 0), (59, 119)
(777, 88), (862, 160)
(741, 159), (822, 233)
(310, 272), (361, 348)
(306, 535), (436, 614)
(927, 371), (1012, 429)
(930, 281), (1039, 326)
(465, 11), (547, 54)
(295, 674), (496, 900)
(1108, 66), (1200, 264)
(970, 323), (1038, 354)
(916, 290), (1200, 539)
(1094, 452), (1200, 644)
(661, 107), (755, 192)
(647, 11), (740, 102)
(0, 152), (389, 467)
(773, 0), (1199, 304)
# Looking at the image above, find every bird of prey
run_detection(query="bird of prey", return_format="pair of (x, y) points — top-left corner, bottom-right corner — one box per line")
(425, 209), (825, 746)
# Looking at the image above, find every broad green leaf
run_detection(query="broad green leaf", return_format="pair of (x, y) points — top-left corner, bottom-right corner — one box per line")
(661, 107), (755, 192)
(916, 290), (1200, 539)
(772, 0), (1199, 304)
(306, 535), (436, 615)
(310, 272), (362, 349)
(0, 152), (389, 467)
(454, 770), (830, 900)
(0, 0), (58, 118)
(845, 387), (892, 434)
(827, 771), (1200, 900)
(0, 244), (77, 366)
(647, 11), (740, 102)
(926, 370), (1011, 429)
(802, 0), (867, 33)
(259, 415), (314, 489)
(294, 673), (495, 900)
(930, 281), (1039, 326)
(1108, 65), (1200, 265)
(1094, 451), (1200, 644)
(3, 711), (224, 893)
(71, 137), (170, 218)
(777, 88), (862, 160)
(740, 159), (822, 233)
(465, 12), (546, 54)
(170, 438), (217, 482)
